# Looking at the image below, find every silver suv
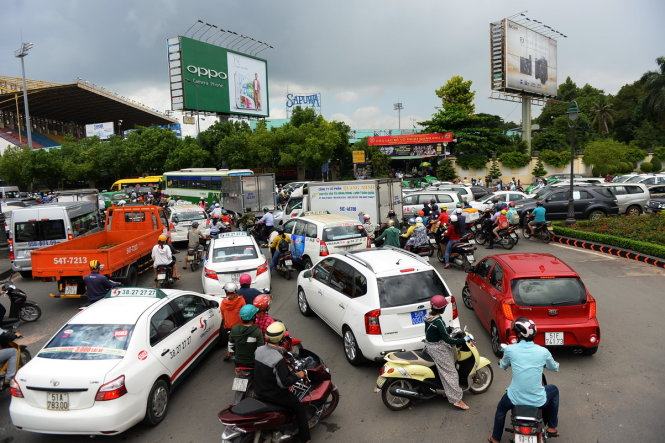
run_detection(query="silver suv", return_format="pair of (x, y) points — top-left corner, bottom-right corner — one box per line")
(601, 183), (650, 215)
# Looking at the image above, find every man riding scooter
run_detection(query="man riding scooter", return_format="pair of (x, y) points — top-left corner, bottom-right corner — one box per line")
(404, 217), (429, 251)
(256, 207), (275, 244)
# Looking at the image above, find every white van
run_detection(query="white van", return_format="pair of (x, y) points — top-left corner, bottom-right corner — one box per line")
(9, 201), (101, 277)
(165, 203), (210, 242)
(0, 186), (21, 200)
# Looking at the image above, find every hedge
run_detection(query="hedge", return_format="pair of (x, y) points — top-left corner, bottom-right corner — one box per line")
(553, 225), (665, 259)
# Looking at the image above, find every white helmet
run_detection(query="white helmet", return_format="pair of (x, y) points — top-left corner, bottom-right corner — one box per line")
(215, 203), (220, 208)
(450, 215), (458, 223)
(415, 217), (423, 223)
(513, 317), (537, 340)
(223, 282), (238, 294)
(455, 208), (463, 214)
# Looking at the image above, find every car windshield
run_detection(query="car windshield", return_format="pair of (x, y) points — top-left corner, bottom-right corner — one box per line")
(533, 188), (550, 200)
(322, 224), (367, 241)
(511, 278), (586, 306)
(173, 211), (206, 222)
(285, 197), (303, 214)
(376, 270), (449, 308)
(593, 187), (615, 198)
(625, 176), (644, 183)
(4, 191), (20, 199)
(39, 324), (135, 360)
(212, 245), (258, 263)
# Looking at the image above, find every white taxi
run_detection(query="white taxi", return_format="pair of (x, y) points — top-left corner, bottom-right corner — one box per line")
(165, 203), (210, 243)
(282, 212), (370, 269)
(201, 231), (270, 295)
(9, 287), (222, 435)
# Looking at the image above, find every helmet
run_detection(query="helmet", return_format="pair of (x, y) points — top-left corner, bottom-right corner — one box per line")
(117, 200), (126, 206)
(430, 199), (436, 204)
(253, 294), (272, 311)
(223, 282), (238, 294)
(239, 304), (259, 321)
(455, 208), (462, 214)
(501, 209), (507, 215)
(191, 221), (199, 228)
(158, 234), (168, 242)
(89, 259), (101, 271)
(440, 205), (448, 211)
(263, 207), (269, 212)
(363, 214), (370, 221)
(388, 210), (396, 217)
(214, 203), (220, 208)
(450, 214), (458, 223)
(418, 210), (425, 216)
(456, 203), (463, 208)
(239, 273), (252, 286)
(265, 321), (286, 344)
(513, 317), (537, 341)
(275, 226), (284, 234)
(430, 295), (448, 310)
(222, 209), (227, 215)
(509, 201), (516, 207)
(408, 217), (416, 225)
(536, 201), (543, 206)
(415, 217), (423, 223)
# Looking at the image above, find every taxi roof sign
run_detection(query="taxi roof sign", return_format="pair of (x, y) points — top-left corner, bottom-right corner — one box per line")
(218, 231), (249, 238)
(106, 287), (167, 299)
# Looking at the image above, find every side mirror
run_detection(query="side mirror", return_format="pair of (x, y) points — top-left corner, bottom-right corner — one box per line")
(302, 270), (312, 279)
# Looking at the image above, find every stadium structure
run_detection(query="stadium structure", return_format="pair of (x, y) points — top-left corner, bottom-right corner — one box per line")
(0, 75), (176, 150)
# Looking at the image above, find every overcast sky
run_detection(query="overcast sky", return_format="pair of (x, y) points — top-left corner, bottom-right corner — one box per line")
(2, 0), (664, 135)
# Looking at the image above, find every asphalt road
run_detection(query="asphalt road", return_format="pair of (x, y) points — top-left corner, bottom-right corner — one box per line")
(1, 239), (664, 443)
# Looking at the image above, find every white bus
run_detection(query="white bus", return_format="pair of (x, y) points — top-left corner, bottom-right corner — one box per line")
(163, 168), (254, 204)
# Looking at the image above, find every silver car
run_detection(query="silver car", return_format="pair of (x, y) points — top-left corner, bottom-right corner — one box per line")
(402, 191), (461, 219)
(601, 183), (650, 215)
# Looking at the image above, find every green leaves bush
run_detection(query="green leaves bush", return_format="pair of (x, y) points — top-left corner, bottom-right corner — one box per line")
(499, 151), (531, 169)
(650, 157), (662, 172)
(640, 161), (654, 172)
(539, 149), (571, 168)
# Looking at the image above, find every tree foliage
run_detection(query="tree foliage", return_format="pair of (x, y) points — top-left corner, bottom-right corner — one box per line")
(583, 139), (640, 176)
(499, 151), (530, 169)
(532, 157), (547, 177)
(436, 159), (458, 181)
(539, 149), (571, 168)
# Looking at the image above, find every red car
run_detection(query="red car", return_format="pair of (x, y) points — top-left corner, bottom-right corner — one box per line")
(462, 253), (600, 356)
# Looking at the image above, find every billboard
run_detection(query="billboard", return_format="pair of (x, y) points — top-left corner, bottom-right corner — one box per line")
(286, 92), (322, 112)
(168, 36), (269, 117)
(85, 122), (114, 139)
(490, 19), (558, 97)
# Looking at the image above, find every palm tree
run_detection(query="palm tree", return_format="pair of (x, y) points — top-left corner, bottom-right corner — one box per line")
(590, 98), (614, 134)
(642, 56), (665, 124)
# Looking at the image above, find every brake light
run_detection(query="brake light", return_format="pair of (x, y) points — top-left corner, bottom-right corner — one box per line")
(9, 378), (23, 398)
(399, 268), (415, 273)
(169, 222), (175, 231)
(319, 240), (329, 257)
(516, 426), (536, 435)
(450, 296), (459, 320)
(8, 239), (14, 261)
(502, 301), (514, 321)
(256, 260), (268, 276)
(67, 233), (74, 240)
(95, 375), (127, 401)
(204, 267), (218, 280)
(378, 366), (385, 375)
(364, 309), (382, 335)
(588, 298), (596, 319)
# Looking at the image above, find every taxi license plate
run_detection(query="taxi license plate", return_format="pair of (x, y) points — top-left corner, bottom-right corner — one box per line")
(157, 273), (166, 281)
(545, 332), (564, 346)
(285, 260), (293, 266)
(411, 309), (427, 325)
(515, 435), (537, 443)
(64, 285), (78, 295)
(47, 392), (69, 411)
(232, 377), (249, 392)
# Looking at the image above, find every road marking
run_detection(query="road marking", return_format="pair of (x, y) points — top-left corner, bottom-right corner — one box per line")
(551, 243), (616, 260)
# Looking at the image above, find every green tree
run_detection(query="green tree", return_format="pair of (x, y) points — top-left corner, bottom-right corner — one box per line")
(590, 97), (614, 134)
(499, 151), (530, 169)
(539, 149), (571, 168)
(532, 157), (547, 177)
(435, 75), (476, 114)
(165, 136), (211, 171)
(583, 139), (632, 176)
(488, 157), (501, 180)
(0, 147), (32, 189)
(436, 159), (458, 181)
(642, 56), (665, 123)
(640, 161), (653, 172)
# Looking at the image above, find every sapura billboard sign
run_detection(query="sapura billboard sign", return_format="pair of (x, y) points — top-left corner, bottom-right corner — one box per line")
(168, 36), (269, 117)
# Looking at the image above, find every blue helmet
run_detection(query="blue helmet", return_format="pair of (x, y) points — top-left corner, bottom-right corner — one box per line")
(239, 304), (259, 321)
(408, 217), (416, 225)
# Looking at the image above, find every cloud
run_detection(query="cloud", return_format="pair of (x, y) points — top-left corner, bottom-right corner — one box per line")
(335, 91), (360, 103)
(331, 106), (424, 130)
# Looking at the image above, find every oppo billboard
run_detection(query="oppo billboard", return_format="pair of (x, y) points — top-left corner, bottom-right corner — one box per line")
(168, 36), (269, 117)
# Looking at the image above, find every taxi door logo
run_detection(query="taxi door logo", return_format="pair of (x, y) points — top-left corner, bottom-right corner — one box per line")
(199, 316), (211, 338)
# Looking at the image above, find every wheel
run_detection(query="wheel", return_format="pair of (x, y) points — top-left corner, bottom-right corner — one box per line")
(588, 210), (605, 221)
(436, 246), (444, 263)
(19, 271), (32, 280)
(468, 365), (494, 394)
(626, 205), (642, 216)
(319, 388), (340, 419)
(474, 230), (487, 245)
(297, 288), (313, 316)
(286, 269), (293, 281)
(144, 379), (170, 426)
(381, 379), (414, 411)
(19, 348), (32, 366)
(301, 256), (313, 270)
(500, 236), (515, 250)
(582, 346), (598, 356)
(490, 324), (503, 357)
(127, 266), (138, 286)
(461, 284), (473, 310)
(342, 327), (364, 366)
(539, 229), (552, 244)
(19, 303), (41, 322)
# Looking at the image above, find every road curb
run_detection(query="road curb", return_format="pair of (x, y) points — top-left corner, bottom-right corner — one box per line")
(552, 234), (665, 269)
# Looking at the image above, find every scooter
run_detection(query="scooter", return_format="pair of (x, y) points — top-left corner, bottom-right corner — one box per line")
(219, 348), (339, 443)
(505, 367), (552, 442)
(0, 276), (41, 324)
(0, 322), (31, 389)
(437, 232), (477, 271)
(275, 251), (296, 280)
(155, 264), (175, 288)
(523, 215), (553, 243)
(186, 239), (209, 272)
(376, 327), (493, 411)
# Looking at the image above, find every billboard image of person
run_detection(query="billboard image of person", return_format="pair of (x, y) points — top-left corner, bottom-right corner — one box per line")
(227, 52), (268, 116)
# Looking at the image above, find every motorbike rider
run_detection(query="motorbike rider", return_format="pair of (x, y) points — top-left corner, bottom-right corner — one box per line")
(489, 318), (560, 443)
(254, 321), (310, 443)
(269, 226), (292, 271)
(423, 295), (470, 410)
(237, 273), (262, 305)
(257, 207), (275, 243)
(404, 217), (429, 251)
(402, 217), (417, 240)
(493, 209), (510, 240)
(454, 207), (467, 236)
(384, 209), (401, 229)
(0, 326), (22, 389)
(429, 198), (439, 214)
(253, 294), (275, 334)
(222, 282), (246, 361)
(238, 208), (256, 231)
(185, 222), (207, 269)
(374, 220), (401, 247)
(209, 217), (221, 239)
(228, 304), (263, 367)
(529, 201), (548, 235)
(220, 210), (233, 227)
(83, 260), (120, 304)
(362, 214), (375, 239)
(506, 201), (520, 226)
(151, 234), (176, 285)
(442, 215), (461, 269)
(211, 203), (223, 218)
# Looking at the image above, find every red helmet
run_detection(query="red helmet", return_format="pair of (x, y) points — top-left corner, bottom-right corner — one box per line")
(509, 201), (516, 207)
(253, 294), (272, 311)
(418, 210), (425, 216)
(239, 273), (252, 286)
(430, 294), (448, 310)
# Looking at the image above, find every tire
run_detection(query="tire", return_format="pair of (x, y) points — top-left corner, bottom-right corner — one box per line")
(342, 327), (364, 366)
(19, 302), (41, 322)
(461, 284), (473, 310)
(127, 266), (138, 286)
(319, 388), (340, 419)
(539, 229), (552, 244)
(474, 230), (487, 246)
(19, 348), (32, 366)
(436, 246), (444, 263)
(588, 210), (606, 221)
(301, 256), (313, 270)
(297, 287), (313, 316)
(381, 379), (414, 411)
(286, 269), (293, 281)
(144, 379), (170, 426)
(19, 271), (32, 280)
(582, 346), (598, 356)
(490, 324), (502, 357)
(626, 205), (642, 216)
(468, 365), (494, 394)
(500, 236), (515, 250)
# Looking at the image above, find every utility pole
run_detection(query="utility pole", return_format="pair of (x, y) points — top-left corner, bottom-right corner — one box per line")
(15, 42), (34, 149)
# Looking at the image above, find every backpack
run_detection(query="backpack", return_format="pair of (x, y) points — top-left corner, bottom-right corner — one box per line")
(498, 215), (509, 230)
(277, 237), (290, 253)
(508, 209), (520, 225)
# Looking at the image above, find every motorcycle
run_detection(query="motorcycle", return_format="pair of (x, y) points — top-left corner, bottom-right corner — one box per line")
(275, 251), (296, 280)
(376, 327), (493, 411)
(186, 239), (209, 272)
(155, 264), (175, 288)
(523, 216), (553, 243)
(0, 322), (31, 390)
(437, 232), (476, 271)
(219, 348), (339, 443)
(505, 369), (552, 442)
(0, 275), (41, 324)
(495, 228), (517, 250)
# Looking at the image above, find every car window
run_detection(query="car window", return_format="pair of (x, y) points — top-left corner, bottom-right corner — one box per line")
(489, 264), (504, 290)
(39, 324), (135, 360)
(509, 194), (525, 201)
(305, 222), (317, 238)
(171, 295), (209, 322)
(578, 190), (593, 200)
(354, 270), (367, 297)
(548, 192), (567, 202)
(642, 177), (656, 185)
(417, 194), (435, 204)
(293, 220), (307, 236)
(436, 194), (454, 203)
(313, 258), (335, 283)
(376, 270), (449, 308)
(329, 260), (356, 297)
(173, 211), (206, 223)
(212, 244), (258, 263)
(609, 186), (626, 195)
(282, 219), (297, 233)
(150, 303), (181, 346)
(649, 186), (665, 194)
(14, 219), (67, 243)
(593, 187), (614, 199)
(511, 277), (586, 306)
(70, 212), (99, 237)
(624, 185), (644, 195)
(403, 195), (416, 205)
(322, 224), (367, 241)
(475, 259), (494, 278)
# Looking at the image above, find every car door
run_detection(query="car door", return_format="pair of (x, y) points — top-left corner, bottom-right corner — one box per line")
(486, 263), (506, 328)
(544, 191), (568, 218)
(170, 294), (221, 363)
(471, 258), (497, 329)
(467, 258), (493, 315)
(573, 189), (594, 217)
(323, 260), (364, 333)
(649, 185), (665, 199)
(307, 257), (336, 319)
(149, 302), (189, 379)
(402, 194), (418, 217)
(435, 193), (456, 213)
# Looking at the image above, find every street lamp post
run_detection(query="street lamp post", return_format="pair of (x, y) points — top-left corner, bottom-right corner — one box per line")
(393, 102), (403, 131)
(15, 42), (35, 149)
(565, 100), (580, 226)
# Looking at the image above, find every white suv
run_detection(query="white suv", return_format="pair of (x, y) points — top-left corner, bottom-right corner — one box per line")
(296, 248), (460, 365)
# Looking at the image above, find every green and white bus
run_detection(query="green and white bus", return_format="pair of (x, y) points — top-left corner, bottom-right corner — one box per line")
(163, 168), (254, 204)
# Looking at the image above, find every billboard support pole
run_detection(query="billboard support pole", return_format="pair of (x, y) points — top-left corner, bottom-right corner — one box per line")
(521, 96), (532, 155)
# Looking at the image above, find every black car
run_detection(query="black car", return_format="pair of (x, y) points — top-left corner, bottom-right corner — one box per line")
(515, 186), (619, 221)
(646, 198), (665, 213)
(470, 186), (492, 200)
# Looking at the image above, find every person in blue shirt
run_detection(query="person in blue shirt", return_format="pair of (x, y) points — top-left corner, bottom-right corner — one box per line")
(258, 207), (275, 242)
(528, 201), (547, 235)
(83, 260), (120, 304)
(489, 317), (560, 443)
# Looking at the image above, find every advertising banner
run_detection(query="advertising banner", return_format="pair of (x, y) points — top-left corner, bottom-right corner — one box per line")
(352, 150), (366, 164)
(286, 93), (322, 112)
(85, 122), (114, 140)
(367, 132), (454, 147)
(504, 19), (557, 97)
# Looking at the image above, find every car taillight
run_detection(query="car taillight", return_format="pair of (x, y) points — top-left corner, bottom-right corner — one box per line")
(256, 260), (268, 276)
(502, 301), (514, 321)
(95, 375), (127, 401)
(9, 378), (23, 398)
(516, 425), (536, 435)
(204, 267), (218, 280)
(588, 299), (596, 319)
(366, 236), (372, 247)
(364, 309), (382, 335)
(378, 366), (385, 376)
(67, 233), (74, 241)
(8, 239), (14, 261)
(169, 222), (175, 231)
(450, 296), (458, 320)
(319, 240), (329, 257)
